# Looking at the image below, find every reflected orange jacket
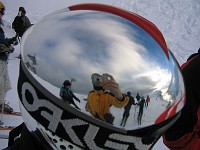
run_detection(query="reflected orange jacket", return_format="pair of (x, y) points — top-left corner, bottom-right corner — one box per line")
(86, 90), (129, 121)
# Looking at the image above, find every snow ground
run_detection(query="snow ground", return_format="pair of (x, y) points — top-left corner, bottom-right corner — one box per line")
(1, 0), (200, 149)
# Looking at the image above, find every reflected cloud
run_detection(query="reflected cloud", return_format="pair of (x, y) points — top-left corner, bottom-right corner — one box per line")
(23, 10), (174, 95)
(21, 9), (185, 130)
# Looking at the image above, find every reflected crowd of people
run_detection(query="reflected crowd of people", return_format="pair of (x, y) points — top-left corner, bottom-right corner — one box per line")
(121, 92), (151, 127)
(59, 76), (153, 127)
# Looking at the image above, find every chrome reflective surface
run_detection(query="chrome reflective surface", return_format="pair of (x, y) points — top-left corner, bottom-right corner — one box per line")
(21, 9), (185, 130)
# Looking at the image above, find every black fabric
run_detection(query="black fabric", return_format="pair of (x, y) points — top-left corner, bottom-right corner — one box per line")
(60, 87), (80, 109)
(12, 15), (31, 37)
(0, 27), (9, 45)
(4, 125), (46, 150)
(164, 54), (200, 141)
(12, 16), (26, 37)
(187, 48), (200, 61)
(19, 7), (26, 14)
(0, 26), (11, 61)
(8, 123), (24, 146)
(121, 94), (135, 126)
(104, 113), (115, 124)
(6, 36), (17, 45)
(124, 95), (135, 111)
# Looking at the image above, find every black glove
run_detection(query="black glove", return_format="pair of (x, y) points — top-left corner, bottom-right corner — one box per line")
(0, 44), (14, 53)
(7, 36), (18, 45)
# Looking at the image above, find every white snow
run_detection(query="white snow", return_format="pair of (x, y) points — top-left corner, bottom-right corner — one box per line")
(0, 0), (199, 149)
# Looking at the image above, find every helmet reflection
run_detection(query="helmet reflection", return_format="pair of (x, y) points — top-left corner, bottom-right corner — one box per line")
(21, 8), (185, 130)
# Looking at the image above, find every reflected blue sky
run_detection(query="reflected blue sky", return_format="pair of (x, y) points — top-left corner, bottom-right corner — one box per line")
(22, 10), (182, 100)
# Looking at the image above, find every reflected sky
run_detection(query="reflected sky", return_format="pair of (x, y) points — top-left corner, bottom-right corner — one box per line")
(20, 8), (186, 130)
(23, 10), (177, 98)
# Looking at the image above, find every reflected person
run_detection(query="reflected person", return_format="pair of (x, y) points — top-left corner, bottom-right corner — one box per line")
(120, 91), (135, 127)
(137, 96), (145, 125)
(145, 95), (150, 108)
(59, 80), (80, 109)
(136, 93), (141, 102)
(85, 73), (129, 124)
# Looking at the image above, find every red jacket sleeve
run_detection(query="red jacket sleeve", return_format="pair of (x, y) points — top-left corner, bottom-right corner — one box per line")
(163, 54), (200, 150)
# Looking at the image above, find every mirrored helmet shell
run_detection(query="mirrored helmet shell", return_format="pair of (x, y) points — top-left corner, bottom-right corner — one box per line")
(18, 3), (185, 150)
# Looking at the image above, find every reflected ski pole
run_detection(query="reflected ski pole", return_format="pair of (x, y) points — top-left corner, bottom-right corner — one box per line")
(133, 105), (138, 123)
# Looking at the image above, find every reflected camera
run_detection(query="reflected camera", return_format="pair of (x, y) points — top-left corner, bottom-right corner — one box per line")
(91, 73), (109, 87)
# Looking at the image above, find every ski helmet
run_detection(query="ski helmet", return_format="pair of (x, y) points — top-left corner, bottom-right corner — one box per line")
(63, 80), (71, 87)
(18, 3), (185, 150)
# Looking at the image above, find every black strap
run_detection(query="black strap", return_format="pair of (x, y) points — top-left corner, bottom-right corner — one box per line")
(8, 123), (24, 146)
